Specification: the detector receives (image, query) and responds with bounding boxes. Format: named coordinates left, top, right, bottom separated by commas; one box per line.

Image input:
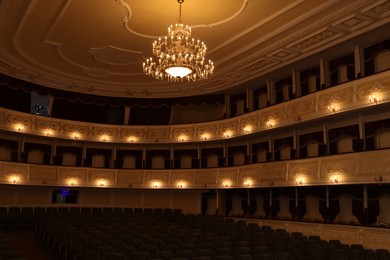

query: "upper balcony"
left=0, top=70, right=389, bottom=144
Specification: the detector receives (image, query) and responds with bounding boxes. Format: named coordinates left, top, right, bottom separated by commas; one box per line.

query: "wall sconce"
left=44, top=130, right=53, bottom=136
left=296, top=178, right=303, bottom=185
left=369, top=95, right=378, bottom=103
left=243, top=126, right=252, bottom=134
left=177, top=184, right=183, bottom=188
left=98, top=179, right=107, bottom=187
left=14, top=124, right=24, bottom=132
left=266, top=121, right=273, bottom=128
left=152, top=183, right=159, bottom=188
left=101, top=136, right=108, bottom=142
left=201, top=134, right=208, bottom=140
left=223, top=131, right=231, bottom=138
left=67, top=178, right=78, bottom=186
left=327, top=105, right=336, bottom=113
left=128, top=136, right=135, bottom=143
left=178, top=135, right=186, bottom=142
left=243, top=181, right=250, bottom=187
left=330, top=176, right=338, bottom=184
left=222, top=182, right=229, bottom=188
left=375, top=176, right=383, bottom=183
left=10, top=176, right=20, bottom=184
left=72, top=135, right=80, bottom=146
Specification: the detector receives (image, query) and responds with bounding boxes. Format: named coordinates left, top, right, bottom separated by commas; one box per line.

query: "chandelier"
left=143, top=0, right=214, bottom=82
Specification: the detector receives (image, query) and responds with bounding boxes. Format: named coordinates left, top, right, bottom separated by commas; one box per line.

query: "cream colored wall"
left=111, top=190, right=142, bottom=206
left=81, top=190, right=110, bottom=204
left=172, top=190, right=202, bottom=214
left=17, top=188, right=49, bottom=204
left=0, top=186, right=15, bottom=204
left=144, top=190, right=170, bottom=208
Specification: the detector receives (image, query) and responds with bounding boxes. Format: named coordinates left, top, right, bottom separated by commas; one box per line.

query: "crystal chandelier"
left=143, top=0, right=214, bottom=82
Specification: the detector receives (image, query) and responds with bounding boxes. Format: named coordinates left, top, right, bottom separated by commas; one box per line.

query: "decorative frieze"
left=321, top=157, right=356, bottom=177
left=217, top=169, right=238, bottom=185
left=30, top=165, right=58, bottom=181
left=261, top=163, right=287, bottom=181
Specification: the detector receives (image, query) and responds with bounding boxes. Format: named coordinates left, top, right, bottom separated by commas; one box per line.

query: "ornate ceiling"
left=0, top=0, right=389, bottom=98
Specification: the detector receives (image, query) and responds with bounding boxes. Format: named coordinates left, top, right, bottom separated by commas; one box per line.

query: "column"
left=363, top=185, right=368, bottom=225
left=320, top=59, right=330, bottom=88
left=246, top=88, right=254, bottom=112
left=225, top=94, right=231, bottom=118
left=326, top=186, right=330, bottom=223
left=268, top=188, right=273, bottom=219
left=51, top=140, right=57, bottom=165
left=81, top=143, right=87, bottom=166
left=124, top=106, right=131, bottom=124
left=267, top=80, right=276, bottom=105
left=18, top=136, right=25, bottom=162
left=142, top=146, right=146, bottom=169
left=292, top=70, right=300, bottom=97
left=112, top=144, right=117, bottom=168
left=354, top=45, right=365, bottom=78
left=294, top=187, right=299, bottom=220
left=323, top=123, right=329, bottom=155
left=247, top=139, right=252, bottom=164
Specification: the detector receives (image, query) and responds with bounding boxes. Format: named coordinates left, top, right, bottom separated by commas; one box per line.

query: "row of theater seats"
left=35, top=211, right=390, bottom=260
left=0, top=206, right=182, bottom=230
left=0, top=229, right=25, bottom=260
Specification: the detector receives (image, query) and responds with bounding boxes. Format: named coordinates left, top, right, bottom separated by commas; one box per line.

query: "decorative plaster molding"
left=89, top=46, right=144, bottom=65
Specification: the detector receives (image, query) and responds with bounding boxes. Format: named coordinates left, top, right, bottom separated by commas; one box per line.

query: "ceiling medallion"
left=143, top=0, right=214, bottom=82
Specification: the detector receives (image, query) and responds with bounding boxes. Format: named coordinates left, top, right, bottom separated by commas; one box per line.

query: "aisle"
left=5, top=229, right=60, bottom=260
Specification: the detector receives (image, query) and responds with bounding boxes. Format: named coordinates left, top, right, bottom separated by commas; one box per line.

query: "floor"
left=5, top=229, right=60, bottom=260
